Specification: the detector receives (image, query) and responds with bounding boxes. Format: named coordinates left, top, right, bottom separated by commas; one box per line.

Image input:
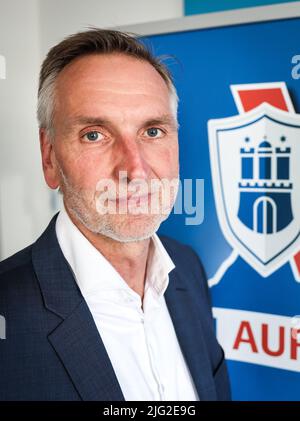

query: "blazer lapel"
left=47, top=300, right=125, bottom=401
left=32, top=215, right=125, bottom=401
left=165, top=270, right=217, bottom=401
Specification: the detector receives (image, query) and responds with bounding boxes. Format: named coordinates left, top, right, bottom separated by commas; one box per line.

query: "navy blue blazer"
left=0, top=214, right=230, bottom=401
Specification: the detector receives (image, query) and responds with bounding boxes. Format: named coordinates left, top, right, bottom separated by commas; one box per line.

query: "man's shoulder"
left=159, top=234, right=195, bottom=257
left=159, top=234, right=190, bottom=252
left=160, top=234, right=213, bottom=321
left=159, top=235, right=206, bottom=289
left=0, top=215, right=58, bottom=280
left=0, top=244, right=38, bottom=319
left=0, top=244, right=33, bottom=280
left=158, top=234, right=206, bottom=280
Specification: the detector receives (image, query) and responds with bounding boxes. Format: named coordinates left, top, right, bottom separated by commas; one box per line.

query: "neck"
left=65, top=206, right=150, bottom=299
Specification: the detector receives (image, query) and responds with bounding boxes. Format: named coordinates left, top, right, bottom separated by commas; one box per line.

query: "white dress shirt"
left=56, top=206, right=199, bottom=401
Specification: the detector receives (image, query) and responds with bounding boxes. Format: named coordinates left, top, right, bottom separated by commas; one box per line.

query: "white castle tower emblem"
left=238, top=135, right=293, bottom=234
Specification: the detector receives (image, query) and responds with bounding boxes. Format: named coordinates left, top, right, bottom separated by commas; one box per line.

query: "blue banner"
left=147, top=17, right=300, bottom=400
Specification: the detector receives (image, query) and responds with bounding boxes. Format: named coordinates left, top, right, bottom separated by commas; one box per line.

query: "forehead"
left=55, top=53, right=171, bottom=111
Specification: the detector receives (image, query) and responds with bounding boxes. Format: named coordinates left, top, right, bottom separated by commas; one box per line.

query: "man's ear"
left=39, top=128, right=60, bottom=189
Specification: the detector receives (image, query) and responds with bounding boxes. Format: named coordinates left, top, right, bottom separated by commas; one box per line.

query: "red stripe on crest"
left=238, top=88, right=289, bottom=112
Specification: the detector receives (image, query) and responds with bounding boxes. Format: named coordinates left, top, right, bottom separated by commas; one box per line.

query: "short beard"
left=57, top=164, right=177, bottom=243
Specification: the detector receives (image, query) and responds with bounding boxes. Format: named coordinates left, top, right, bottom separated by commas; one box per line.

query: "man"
left=0, top=29, right=230, bottom=401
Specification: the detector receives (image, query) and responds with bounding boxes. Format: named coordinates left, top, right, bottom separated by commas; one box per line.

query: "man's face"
left=42, top=53, right=179, bottom=242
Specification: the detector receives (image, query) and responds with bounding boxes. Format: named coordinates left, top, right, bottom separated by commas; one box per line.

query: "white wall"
left=39, top=0, right=183, bottom=56
left=0, top=0, right=183, bottom=260
left=0, top=0, right=53, bottom=260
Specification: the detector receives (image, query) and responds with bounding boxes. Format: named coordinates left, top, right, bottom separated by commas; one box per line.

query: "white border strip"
left=117, top=2, right=300, bottom=36
left=208, top=250, right=239, bottom=287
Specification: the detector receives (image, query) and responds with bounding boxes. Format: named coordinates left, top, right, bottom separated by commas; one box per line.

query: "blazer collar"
left=32, top=214, right=125, bottom=401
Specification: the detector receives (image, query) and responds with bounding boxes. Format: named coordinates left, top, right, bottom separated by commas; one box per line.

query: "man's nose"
left=116, top=137, right=150, bottom=181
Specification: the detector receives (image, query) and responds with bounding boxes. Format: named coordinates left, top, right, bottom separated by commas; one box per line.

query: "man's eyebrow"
left=71, top=116, right=110, bottom=126
left=143, top=115, right=178, bottom=129
left=70, top=115, right=178, bottom=129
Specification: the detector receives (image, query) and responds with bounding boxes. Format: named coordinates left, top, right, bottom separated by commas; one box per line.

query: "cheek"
left=147, top=143, right=179, bottom=178
left=56, top=147, right=113, bottom=190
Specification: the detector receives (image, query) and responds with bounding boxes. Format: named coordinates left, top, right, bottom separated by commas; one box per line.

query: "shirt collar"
left=146, top=232, right=175, bottom=297
left=55, top=205, right=175, bottom=299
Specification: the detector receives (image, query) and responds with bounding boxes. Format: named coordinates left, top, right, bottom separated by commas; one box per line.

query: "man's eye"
left=144, top=127, right=164, bottom=138
left=83, top=131, right=104, bottom=142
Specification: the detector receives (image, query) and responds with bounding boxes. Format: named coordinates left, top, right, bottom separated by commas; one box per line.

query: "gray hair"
left=37, top=28, right=178, bottom=138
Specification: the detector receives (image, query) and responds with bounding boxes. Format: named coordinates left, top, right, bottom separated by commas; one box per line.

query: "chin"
left=95, top=214, right=165, bottom=243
